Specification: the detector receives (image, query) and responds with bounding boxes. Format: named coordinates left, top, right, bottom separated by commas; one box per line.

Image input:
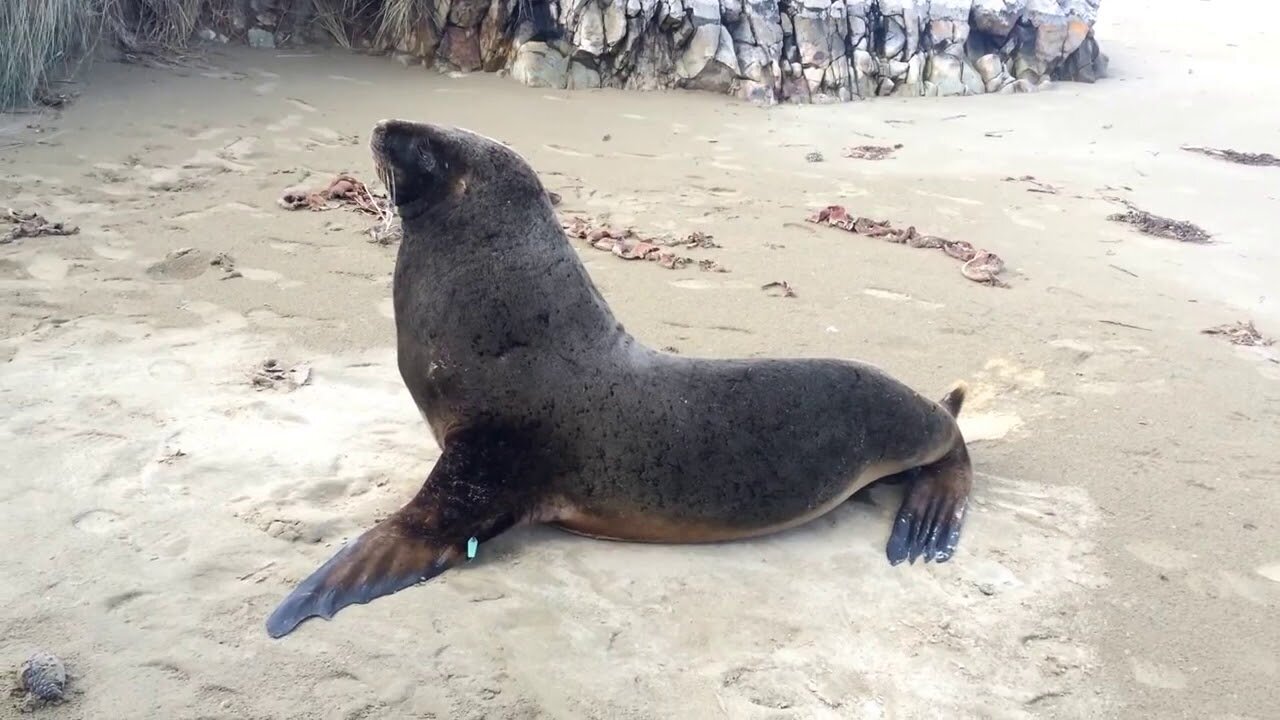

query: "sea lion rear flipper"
left=885, top=441, right=973, bottom=566
left=939, top=380, right=968, bottom=417
left=265, top=428, right=527, bottom=638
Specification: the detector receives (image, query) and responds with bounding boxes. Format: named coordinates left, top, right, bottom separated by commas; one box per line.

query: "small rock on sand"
left=18, top=651, right=67, bottom=705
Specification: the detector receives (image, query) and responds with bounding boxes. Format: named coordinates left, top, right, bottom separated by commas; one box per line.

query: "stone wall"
left=218, top=0, right=1107, bottom=104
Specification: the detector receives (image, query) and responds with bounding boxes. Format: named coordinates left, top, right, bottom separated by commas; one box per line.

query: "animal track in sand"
left=302, top=127, right=360, bottom=149
left=91, top=242, right=134, bottom=261
left=103, top=590, right=149, bottom=612
left=1184, top=570, right=1271, bottom=606
left=1258, top=563, right=1280, bottom=583
left=148, top=358, right=195, bottom=382
left=720, top=661, right=868, bottom=716
left=1004, top=207, right=1048, bottom=230
left=913, top=189, right=984, bottom=206
left=1125, top=540, right=1195, bottom=571
left=1129, top=658, right=1188, bottom=690
left=200, top=70, right=249, bottom=81
left=328, top=74, right=374, bottom=86
left=146, top=248, right=210, bottom=281
left=173, top=202, right=271, bottom=223
left=72, top=508, right=124, bottom=534
left=710, top=160, right=745, bottom=172
left=192, top=127, right=228, bottom=142
left=296, top=477, right=366, bottom=504
left=266, top=114, right=303, bottom=133
left=862, top=287, right=944, bottom=310
left=182, top=148, right=253, bottom=173
left=140, top=659, right=191, bottom=682
left=543, top=144, right=594, bottom=158
left=216, top=136, right=259, bottom=162
left=668, top=277, right=758, bottom=292
left=25, top=254, right=70, bottom=283
left=957, top=412, right=1023, bottom=443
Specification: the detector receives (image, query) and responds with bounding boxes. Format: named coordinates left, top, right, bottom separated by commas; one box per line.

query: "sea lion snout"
left=369, top=119, right=445, bottom=212
left=370, top=119, right=433, bottom=172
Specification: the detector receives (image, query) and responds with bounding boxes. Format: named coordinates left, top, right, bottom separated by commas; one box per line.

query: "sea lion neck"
left=392, top=190, right=628, bottom=360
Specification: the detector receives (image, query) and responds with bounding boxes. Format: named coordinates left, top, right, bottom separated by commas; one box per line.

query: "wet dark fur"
left=264, top=120, right=975, bottom=638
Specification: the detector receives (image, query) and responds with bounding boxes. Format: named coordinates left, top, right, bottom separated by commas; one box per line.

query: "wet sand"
left=2, top=1, right=1278, bottom=717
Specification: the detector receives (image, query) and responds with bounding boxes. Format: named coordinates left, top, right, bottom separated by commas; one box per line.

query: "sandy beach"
left=2, top=0, right=1278, bottom=717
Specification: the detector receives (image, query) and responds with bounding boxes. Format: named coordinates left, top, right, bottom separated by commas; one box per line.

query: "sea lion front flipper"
left=265, top=427, right=530, bottom=638
left=885, top=441, right=973, bottom=566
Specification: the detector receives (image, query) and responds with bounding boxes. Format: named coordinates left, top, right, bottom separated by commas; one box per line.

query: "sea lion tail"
left=939, top=380, right=968, bottom=417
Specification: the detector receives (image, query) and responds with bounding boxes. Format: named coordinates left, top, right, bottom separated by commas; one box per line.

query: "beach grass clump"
left=0, top=0, right=402, bottom=111
left=0, top=0, right=105, bottom=109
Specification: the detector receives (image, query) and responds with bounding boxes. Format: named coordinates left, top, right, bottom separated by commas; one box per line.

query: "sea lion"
left=264, top=119, right=976, bottom=639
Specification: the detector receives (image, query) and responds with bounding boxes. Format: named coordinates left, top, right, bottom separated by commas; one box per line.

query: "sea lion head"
left=369, top=118, right=547, bottom=224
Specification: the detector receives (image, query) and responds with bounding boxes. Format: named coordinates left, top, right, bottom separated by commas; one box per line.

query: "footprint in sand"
left=183, top=148, right=253, bottom=173
left=174, top=202, right=271, bottom=223
left=1184, top=570, right=1270, bottom=606
left=92, top=242, right=134, bottom=261
left=1129, top=658, right=1188, bottom=690
left=191, top=127, right=229, bottom=142
left=246, top=307, right=309, bottom=329
left=1256, top=562, right=1280, bottom=583
left=218, top=136, right=259, bottom=162
left=862, top=287, right=944, bottom=310
left=544, top=144, right=595, bottom=158
left=303, top=127, right=359, bottom=149
left=103, top=590, right=149, bottom=612
left=200, top=70, right=249, bottom=81
left=613, top=151, right=664, bottom=160
left=1125, top=540, right=1194, bottom=571
left=146, top=248, right=210, bottom=281
left=236, top=267, right=286, bottom=284
left=957, top=412, right=1023, bottom=443
left=328, top=74, right=373, bottom=86
left=72, top=508, right=124, bottom=534
left=913, top=189, right=983, bottom=206
left=26, top=254, right=70, bottom=283
left=146, top=167, right=210, bottom=192
left=1004, top=207, right=1047, bottom=230
left=0, top=258, right=31, bottom=280
left=668, top=278, right=751, bottom=291
left=834, top=183, right=873, bottom=198
left=140, top=659, right=191, bottom=681
left=267, top=114, right=303, bottom=133
left=148, top=358, right=194, bottom=382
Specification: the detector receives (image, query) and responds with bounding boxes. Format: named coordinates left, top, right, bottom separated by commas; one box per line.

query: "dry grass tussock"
left=0, top=0, right=434, bottom=111
left=0, top=0, right=103, bottom=109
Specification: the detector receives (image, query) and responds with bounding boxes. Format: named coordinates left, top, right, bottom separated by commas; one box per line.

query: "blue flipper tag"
left=466, top=537, right=478, bottom=560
